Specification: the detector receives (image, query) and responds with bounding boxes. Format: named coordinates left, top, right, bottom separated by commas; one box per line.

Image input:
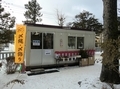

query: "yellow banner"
left=15, top=25, right=26, bottom=63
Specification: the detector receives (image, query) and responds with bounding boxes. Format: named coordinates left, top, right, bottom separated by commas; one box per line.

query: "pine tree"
left=72, top=10, right=103, bottom=34
left=24, top=0, right=42, bottom=24
left=0, top=0, right=15, bottom=44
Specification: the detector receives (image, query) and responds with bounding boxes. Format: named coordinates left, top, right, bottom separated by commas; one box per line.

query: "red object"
left=55, top=49, right=95, bottom=57
left=55, top=51, right=79, bottom=57
left=86, top=49, right=95, bottom=56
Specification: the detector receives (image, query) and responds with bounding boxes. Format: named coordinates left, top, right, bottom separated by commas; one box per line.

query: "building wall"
left=26, top=26, right=95, bottom=50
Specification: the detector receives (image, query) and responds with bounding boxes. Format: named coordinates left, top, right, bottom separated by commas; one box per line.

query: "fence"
left=0, top=52, right=15, bottom=60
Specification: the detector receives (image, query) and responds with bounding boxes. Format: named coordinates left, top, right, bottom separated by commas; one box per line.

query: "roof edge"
left=25, top=23, right=93, bottom=32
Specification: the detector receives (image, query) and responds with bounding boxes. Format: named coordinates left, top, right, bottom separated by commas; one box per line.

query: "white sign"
left=33, top=40, right=40, bottom=46
left=45, top=50, right=51, bottom=55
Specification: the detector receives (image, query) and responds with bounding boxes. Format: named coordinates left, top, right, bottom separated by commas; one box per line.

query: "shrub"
left=79, top=49, right=89, bottom=58
left=6, top=56, right=18, bottom=74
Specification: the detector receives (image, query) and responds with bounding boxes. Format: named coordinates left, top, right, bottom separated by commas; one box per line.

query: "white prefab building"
left=24, top=24, right=95, bottom=70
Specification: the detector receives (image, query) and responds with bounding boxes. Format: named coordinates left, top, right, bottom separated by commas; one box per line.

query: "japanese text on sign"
left=15, top=25, right=26, bottom=63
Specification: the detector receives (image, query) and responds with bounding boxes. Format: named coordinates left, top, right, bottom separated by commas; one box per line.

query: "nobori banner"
left=15, top=25, right=26, bottom=63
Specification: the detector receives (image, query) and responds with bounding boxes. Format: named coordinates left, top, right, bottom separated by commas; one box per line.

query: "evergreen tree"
left=0, top=0, right=15, bottom=44
left=72, top=10, right=103, bottom=34
left=24, top=0, right=42, bottom=24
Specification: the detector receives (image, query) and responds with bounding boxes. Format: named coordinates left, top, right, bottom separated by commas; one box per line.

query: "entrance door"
left=42, top=33, right=54, bottom=65
left=30, top=32, right=54, bottom=66
left=30, top=32, right=43, bottom=66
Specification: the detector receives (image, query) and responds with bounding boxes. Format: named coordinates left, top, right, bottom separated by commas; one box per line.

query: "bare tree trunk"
left=100, top=0, right=120, bottom=84
left=103, top=0, right=118, bottom=39
left=56, top=9, right=66, bottom=27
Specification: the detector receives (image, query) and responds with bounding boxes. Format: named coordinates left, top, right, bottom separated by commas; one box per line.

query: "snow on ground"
left=0, top=52, right=120, bottom=89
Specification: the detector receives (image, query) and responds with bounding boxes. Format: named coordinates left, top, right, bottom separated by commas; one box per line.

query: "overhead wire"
left=1, top=0, right=75, bottom=24
left=1, top=1, right=74, bottom=18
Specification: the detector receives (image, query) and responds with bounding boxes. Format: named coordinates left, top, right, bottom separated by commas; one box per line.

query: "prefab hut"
left=24, top=24, right=95, bottom=70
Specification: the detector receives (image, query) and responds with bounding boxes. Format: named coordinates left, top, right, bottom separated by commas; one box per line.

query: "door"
left=42, top=33, right=54, bottom=65
left=30, top=32, right=43, bottom=66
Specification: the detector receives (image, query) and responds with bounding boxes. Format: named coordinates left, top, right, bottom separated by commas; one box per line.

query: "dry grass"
left=6, top=56, right=18, bottom=74
left=5, top=79, right=25, bottom=87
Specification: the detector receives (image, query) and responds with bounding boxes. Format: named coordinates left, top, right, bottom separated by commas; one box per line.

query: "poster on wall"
left=45, top=50, right=51, bottom=55
left=33, top=40, right=40, bottom=46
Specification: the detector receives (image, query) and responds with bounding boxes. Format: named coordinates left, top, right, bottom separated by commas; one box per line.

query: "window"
left=77, top=37, right=84, bottom=49
left=31, top=32, right=42, bottom=49
left=68, top=36, right=76, bottom=49
left=43, top=33, right=53, bottom=49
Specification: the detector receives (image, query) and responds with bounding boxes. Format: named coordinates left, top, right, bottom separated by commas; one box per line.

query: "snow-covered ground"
left=0, top=52, right=120, bottom=89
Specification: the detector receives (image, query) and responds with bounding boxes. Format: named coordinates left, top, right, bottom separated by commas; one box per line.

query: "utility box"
left=88, top=57, right=95, bottom=65
left=79, top=58, right=89, bottom=66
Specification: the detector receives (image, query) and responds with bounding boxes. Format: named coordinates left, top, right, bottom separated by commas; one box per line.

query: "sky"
left=2, top=0, right=103, bottom=26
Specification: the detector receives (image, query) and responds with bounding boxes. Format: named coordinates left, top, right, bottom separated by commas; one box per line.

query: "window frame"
left=77, top=37, right=84, bottom=49
left=31, top=32, right=42, bottom=49
left=68, top=36, right=76, bottom=49
left=43, top=33, right=54, bottom=49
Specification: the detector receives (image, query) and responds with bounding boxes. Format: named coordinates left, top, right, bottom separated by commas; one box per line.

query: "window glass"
left=77, top=37, right=84, bottom=49
left=31, top=32, right=42, bottom=49
left=43, top=33, right=53, bottom=49
left=68, top=36, right=76, bottom=49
